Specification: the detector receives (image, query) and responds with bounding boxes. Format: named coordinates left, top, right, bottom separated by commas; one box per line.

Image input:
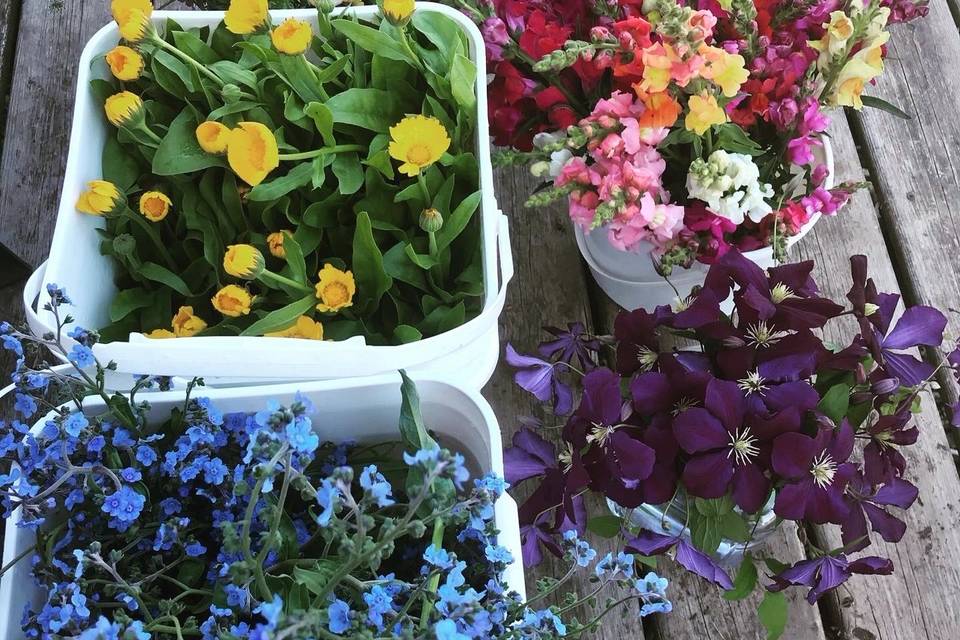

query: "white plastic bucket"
left=0, top=373, right=525, bottom=640
left=576, top=139, right=835, bottom=311
left=31, top=3, right=512, bottom=388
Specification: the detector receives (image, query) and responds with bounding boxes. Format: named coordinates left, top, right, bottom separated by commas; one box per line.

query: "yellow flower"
left=196, top=121, right=231, bottom=154
left=223, top=244, right=266, bottom=280
left=146, top=329, right=177, bottom=339
left=139, top=191, right=172, bottom=222
left=267, top=230, right=293, bottom=258
left=111, top=0, right=153, bottom=42
left=265, top=316, right=324, bottom=340
left=76, top=180, right=122, bottom=216
left=684, top=93, right=727, bottom=136
left=225, top=0, right=269, bottom=35
left=105, top=45, right=144, bottom=81
left=832, top=32, right=889, bottom=109
left=314, top=264, right=356, bottom=313
left=172, top=306, right=208, bottom=337
left=700, top=47, right=749, bottom=98
left=227, top=122, right=280, bottom=187
left=388, top=115, right=451, bottom=177
left=382, top=0, right=416, bottom=26
left=212, top=285, right=255, bottom=317
left=271, top=18, right=312, bottom=55
left=104, top=91, right=143, bottom=127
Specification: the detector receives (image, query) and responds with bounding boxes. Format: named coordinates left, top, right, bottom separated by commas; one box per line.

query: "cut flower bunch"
left=505, top=250, right=954, bottom=633
left=0, top=289, right=673, bottom=638
left=458, top=0, right=928, bottom=270
left=80, top=0, right=485, bottom=345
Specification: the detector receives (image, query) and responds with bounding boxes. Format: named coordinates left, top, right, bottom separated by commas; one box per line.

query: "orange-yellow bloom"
left=212, top=285, right=255, bottom=317
left=172, top=306, right=207, bottom=337
left=111, top=0, right=153, bottom=42
left=388, top=116, right=451, bottom=177
left=314, top=264, right=356, bottom=313
left=700, top=47, right=749, bottom=98
left=227, top=122, right=279, bottom=187
left=146, top=329, right=177, bottom=339
left=267, top=230, right=293, bottom=258
left=223, top=244, right=265, bottom=280
left=196, top=121, right=231, bottom=154
left=76, top=180, right=122, bottom=216
left=104, top=91, right=143, bottom=127
left=382, top=0, right=416, bottom=26
left=271, top=18, right=312, bottom=55
left=105, top=45, right=145, bottom=81
left=225, top=0, right=269, bottom=35
left=265, top=316, right=324, bottom=340
left=139, top=191, right=172, bottom=222
left=685, top=93, right=727, bottom=136
left=635, top=89, right=682, bottom=129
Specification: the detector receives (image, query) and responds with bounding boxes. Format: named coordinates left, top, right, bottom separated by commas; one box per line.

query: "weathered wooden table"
left=2, top=1, right=960, bottom=638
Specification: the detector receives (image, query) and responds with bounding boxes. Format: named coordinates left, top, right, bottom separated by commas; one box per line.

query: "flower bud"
left=105, top=45, right=144, bottom=81
left=223, top=244, right=266, bottom=280
left=381, top=0, right=415, bottom=27
left=139, top=191, right=172, bottom=222
left=76, top=180, right=123, bottom=216
left=863, top=302, right=879, bottom=317
left=113, top=234, right=138, bottom=257
left=104, top=91, right=144, bottom=128
left=419, top=208, right=444, bottom=233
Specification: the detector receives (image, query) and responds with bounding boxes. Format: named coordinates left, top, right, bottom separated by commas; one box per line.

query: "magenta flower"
left=841, top=471, right=918, bottom=552
left=768, top=554, right=893, bottom=604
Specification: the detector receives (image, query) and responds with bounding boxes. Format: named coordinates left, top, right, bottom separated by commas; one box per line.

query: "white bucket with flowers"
left=26, top=1, right=512, bottom=387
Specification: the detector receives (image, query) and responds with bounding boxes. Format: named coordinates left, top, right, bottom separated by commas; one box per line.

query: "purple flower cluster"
left=506, top=250, right=949, bottom=602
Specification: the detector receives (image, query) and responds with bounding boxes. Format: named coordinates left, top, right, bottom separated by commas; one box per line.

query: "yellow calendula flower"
left=685, top=93, right=727, bottom=136
left=265, top=316, right=324, bottom=340
left=111, top=0, right=153, bottom=42
left=105, top=45, right=144, bottom=81
left=227, top=122, right=280, bottom=187
left=212, top=285, right=255, bottom=317
left=382, top=0, right=416, bottom=26
left=139, top=191, right=172, bottom=222
left=146, top=329, right=177, bottom=339
left=225, top=0, right=269, bottom=35
left=267, top=230, right=293, bottom=258
left=388, top=115, right=451, bottom=177
left=105, top=91, right=143, bottom=127
left=271, top=18, right=312, bottom=55
left=76, top=180, right=122, bottom=216
left=700, top=47, right=749, bottom=98
left=196, top=121, right=231, bottom=154
left=172, top=306, right=208, bottom=337
left=223, top=244, right=266, bottom=280
left=314, top=264, right=356, bottom=313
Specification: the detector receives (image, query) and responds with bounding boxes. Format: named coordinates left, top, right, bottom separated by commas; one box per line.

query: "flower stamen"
left=586, top=422, right=617, bottom=447
left=727, top=427, right=760, bottom=466
left=770, top=283, right=796, bottom=304
left=737, top=370, right=768, bottom=395
left=810, top=451, right=838, bottom=488
left=745, top=321, right=788, bottom=349
left=636, top=345, right=659, bottom=371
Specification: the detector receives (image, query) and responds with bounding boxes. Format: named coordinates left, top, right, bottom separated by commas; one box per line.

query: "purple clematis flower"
left=538, top=322, right=600, bottom=371
left=862, top=408, right=918, bottom=484
left=768, top=554, right=893, bottom=604
left=841, top=471, right=918, bottom=552
left=624, top=531, right=733, bottom=589
left=864, top=304, right=946, bottom=387
left=771, top=421, right=855, bottom=524
left=614, top=309, right=663, bottom=376
left=506, top=344, right=574, bottom=415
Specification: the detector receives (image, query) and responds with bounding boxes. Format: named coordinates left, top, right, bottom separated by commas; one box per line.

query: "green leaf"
left=304, top=102, right=335, bottom=146
left=208, top=60, right=258, bottom=89
left=292, top=561, right=340, bottom=596
left=393, top=325, right=423, bottom=344
left=719, top=512, right=751, bottom=543
left=352, top=212, right=394, bottom=314
left=723, top=556, right=758, bottom=601
left=817, top=384, right=850, bottom=424
left=435, top=191, right=481, bottom=252
left=331, top=19, right=415, bottom=65
left=102, top=135, right=140, bottom=191
left=153, top=109, right=227, bottom=176
left=860, top=95, right=912, bottom=119
left=758, top=591, right=788, bottom=640
left=171, top=30, right=219, bottom=64
left=688, top=510, right=722, bottom=555
left=586, top=515, right=622, bottom=539
left=109, top=288, right=153, bottom=323
left=138, top=263, right=193, bottom=297
left=325, top=88, right=405, bottom=133
left=450, top=53, right=477, bottom=111
left=399, top=371, right=438, bottom=452
left=715, top=123, right=764, bottom=156
left=248, top=163, right=314, bottom=202
left=282, top=234, right=308, bottom=285
left=411, top=12, right=464, bottom=62
left=240, top=295, right=316, bottom=336
left=332, top=153, right=364, bottom=195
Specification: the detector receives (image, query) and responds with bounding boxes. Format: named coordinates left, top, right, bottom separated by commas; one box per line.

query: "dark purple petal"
left=675, top=539, right=734, bottom=589
left=771, top=433, right=817, bottom=479
left=771, top=557, right=820, bottom=590
left=507, top=344, right=556, bottom=403
left=580, top=368, right=624, bottom=427
left=862, top=502, right=907, bottom=543
left=739, top=284, right=777, bottom=320
left=840, top=502, right=870, bottom=552
left=609, top=431, right=656, bottom=481
left=807, top=555, right=850, bottom=603
left=882, top=306, right=947, bottom=350
left=873, top=293, right=901, bottom=335
left=554, top=378, right=574, bottom=416
left=805, top=483, right=851, bottom=525
left=503, top=429, right=555, bottom=484
left=873, top=478, right=919, bottom=509
left=732, top=463, right=770, bottom=514
left=848, top=556, right=894, bottom=576
left=682, top=451, right=734, bottom=499
left=762, top=381, right=820, bottom=413
left=881, top=350, right=934, bottom=387
left=770, top=260, right=818, bottom=295
left=673, top=408, right=730, bottom=454
left=630, top=372, right=674, bottom=414
left=705, top=378, right=745, bottom=431
left=673, top=288, right=723, bottom=329
left=624, top=529, right=678, bottom=556
left=829, top=420, right=855, bottom=463
left=774, top=479, right=814, bottom=521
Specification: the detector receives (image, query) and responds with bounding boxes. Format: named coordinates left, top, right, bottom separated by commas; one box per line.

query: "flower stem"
left=123, top=207, right=179, bottom=271
left=259, top=269, right=314, bottom=294
left=151, top=35, right=224, bottom=88
left=0, top=544, right=36, bottom=578
left=417, top=519, right=446, bottom=630
left=278, top=144, right=366, bottom=162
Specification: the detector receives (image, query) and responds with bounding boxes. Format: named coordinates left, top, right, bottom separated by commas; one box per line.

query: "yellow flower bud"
left=382, top=0, right=416, bottom=26
left=139, top=191, right=172, bottom=222
left=227, top=122, right=280, bottom=187
left=105, top=45, right=145, bottom=81
left=76, top=180, right=122, bottom=216
left=223, top=244, right=266, bottom=280
left=104, top=91, right=143, bottom=128
left=196, top=121, right=231, bottom=154
left=388, top=115, right=451, bottom=177
left=267, top=230, right=294, bottom=258
left=224, top=0, right=269, bottom=35
left=145, top=329, right=177, bottom=339
left=212, top=285, right=255, bottom=317
left=111, top=0, right=153, bottom=42
left=172, top=306, right=208, bottom=337
left=314, top=264, right=356, bottom=313
left=271, top=18, right=313, bottom=55
left=265, top=316, right=324, bottom=340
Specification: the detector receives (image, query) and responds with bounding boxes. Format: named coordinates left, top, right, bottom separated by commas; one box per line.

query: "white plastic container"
left=29, top=3, right=512, bottom=388
left=0, top=373, right=525, bottom=640
left=576, top=139, right=835, bottom=311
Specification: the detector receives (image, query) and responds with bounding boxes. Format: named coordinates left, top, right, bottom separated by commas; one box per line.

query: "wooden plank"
left=793, top=117, right=960, bottom=640
left=484, top=166, right=648, bottom=638
left=0, top=0, right=110, bottom=268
